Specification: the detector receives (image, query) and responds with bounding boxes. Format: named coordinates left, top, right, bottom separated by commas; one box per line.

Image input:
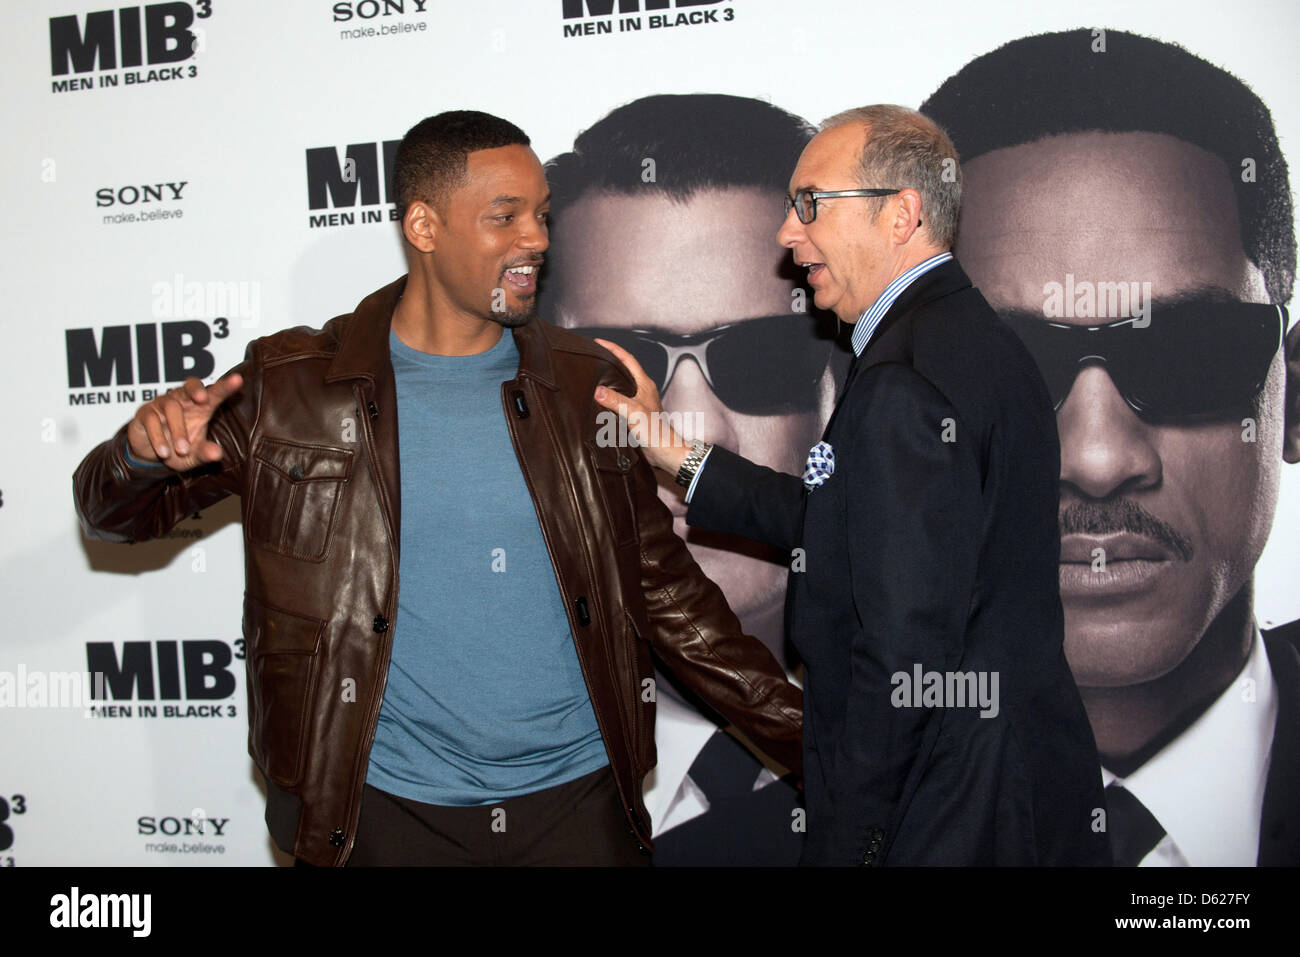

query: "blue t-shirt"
left=365, top=327, right=607, bottom=805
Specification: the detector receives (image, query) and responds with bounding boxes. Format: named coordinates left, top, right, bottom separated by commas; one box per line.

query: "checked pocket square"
left=803, top=440, right=834, bottom=490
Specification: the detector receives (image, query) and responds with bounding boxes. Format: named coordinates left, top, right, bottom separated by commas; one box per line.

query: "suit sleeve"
left=628, top=447, right=803, bottom=775
left=72, top=343, right=261, bottom=543
left=684, top=444, right=806, bottom=553
left=826, top=362, right=983, bottom=864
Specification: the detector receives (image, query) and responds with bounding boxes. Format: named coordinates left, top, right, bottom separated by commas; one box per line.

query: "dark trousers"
left=311, top=766, right=649, bottom=867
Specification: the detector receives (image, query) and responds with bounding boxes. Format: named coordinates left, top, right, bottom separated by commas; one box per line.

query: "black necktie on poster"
left=689, top=731, right=764, bottom=806
left=1105, top=782, right=1167, bottom=867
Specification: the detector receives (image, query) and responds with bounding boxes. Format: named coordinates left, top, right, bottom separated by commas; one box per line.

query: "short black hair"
left=541, top=94, right=814, bottom=310
left=393, top=110, right=530, bottom=219
left=920, top=28, right=1295, bottom=305
left=546, top=93, right=814, bottom=204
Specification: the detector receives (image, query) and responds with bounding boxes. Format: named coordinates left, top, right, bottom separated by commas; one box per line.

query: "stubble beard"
left=490, top=286, right=537, bottom=328
left=492, top=299, right=536, bottom=328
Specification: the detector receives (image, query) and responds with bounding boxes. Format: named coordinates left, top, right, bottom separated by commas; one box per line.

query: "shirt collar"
left=640, top=692, right=719, bottom=835
left=325, top=274, right=561, bottom=391
left=850, top=252, right=953, bottom=357
left=1102, top=625, right=1279, bottom=865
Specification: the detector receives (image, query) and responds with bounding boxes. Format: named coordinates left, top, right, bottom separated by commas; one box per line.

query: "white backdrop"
left=1, top=0, right=1296, bottom=865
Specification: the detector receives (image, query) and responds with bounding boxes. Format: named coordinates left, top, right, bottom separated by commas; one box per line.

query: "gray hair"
left=819, top=105, right=962, bottom=249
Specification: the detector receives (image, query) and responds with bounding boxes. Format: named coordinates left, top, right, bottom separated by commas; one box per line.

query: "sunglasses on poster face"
left=571, top=315, right=833, bottom=416
left=999, top=300, right=1287, bottom=421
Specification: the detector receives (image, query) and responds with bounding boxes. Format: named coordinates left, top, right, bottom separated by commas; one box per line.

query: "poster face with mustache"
left=924, top=28, right=1299, bottom=866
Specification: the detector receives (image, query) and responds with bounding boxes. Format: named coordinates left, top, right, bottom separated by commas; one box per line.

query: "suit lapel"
left=820, top=258, right=974, bottom=442
left=1259, top=622, right=1300, bottom=864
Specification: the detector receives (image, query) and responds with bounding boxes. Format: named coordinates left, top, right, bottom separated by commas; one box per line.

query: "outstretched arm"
left=628, top=447, right=803, bottom=776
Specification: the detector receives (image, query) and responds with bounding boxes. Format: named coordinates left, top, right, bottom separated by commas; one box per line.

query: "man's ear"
left=893, top=188, right=924, bottom=245
left=1284, top=316, right=1300, bottom=463
left=402, top=200, right=439, bottom=254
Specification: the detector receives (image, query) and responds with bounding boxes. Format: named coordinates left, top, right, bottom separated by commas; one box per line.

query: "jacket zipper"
left=500, top=378, right=645, bottom=841
left=342, top=383, right=400, bottom=864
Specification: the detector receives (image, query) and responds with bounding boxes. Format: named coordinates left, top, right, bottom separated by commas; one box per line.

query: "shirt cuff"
left=682, top=445, right=713, bottom=505
left=121, top=434, right=171, bottom=471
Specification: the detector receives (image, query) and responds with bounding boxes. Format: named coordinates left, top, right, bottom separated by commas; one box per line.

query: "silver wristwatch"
left=675, top=440, right=714, bottom=489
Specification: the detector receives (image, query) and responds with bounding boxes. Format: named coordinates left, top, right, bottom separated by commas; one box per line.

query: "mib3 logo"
left=561, top=0, right=733, bottom=37
left=85, top=640, right=241, bottom=719
left=306, top=139, right=400, bottom=228
left=66, top=315, right=226, bottom=407
left=49, top=1, right=213, bottom=94
left=0, top=794, right=26, bottom=866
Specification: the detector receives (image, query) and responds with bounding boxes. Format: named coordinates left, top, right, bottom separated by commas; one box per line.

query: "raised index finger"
left=202, top=372, right=244, bottom=405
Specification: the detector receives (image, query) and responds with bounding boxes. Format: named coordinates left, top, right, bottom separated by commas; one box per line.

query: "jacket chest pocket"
left=246, top=438, right=354, bottom=562
left=586, top=439, right=640, bottom=549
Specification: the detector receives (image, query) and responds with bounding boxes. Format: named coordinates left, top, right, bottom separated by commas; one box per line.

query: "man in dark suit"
left=595, top=105, right=1109, bottom=865
left=922, top=29, right=1300, bottom=866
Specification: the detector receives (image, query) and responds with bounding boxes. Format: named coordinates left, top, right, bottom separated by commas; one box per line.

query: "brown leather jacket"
left=72, top=276, right=803, bottom=866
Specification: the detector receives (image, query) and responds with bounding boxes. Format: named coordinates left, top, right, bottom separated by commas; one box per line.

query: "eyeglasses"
left=784, top=188, right=902, bottom=224
left=999, top=301, right=1287, bottom=421
left=571, top=315, right=833, bottom=416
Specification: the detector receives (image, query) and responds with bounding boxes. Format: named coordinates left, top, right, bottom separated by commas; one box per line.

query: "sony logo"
left=332, top=0, right=428, bottom=21
left=136, top=815, right=229, bottom=836
left=96, top=182, right=188, bottom=207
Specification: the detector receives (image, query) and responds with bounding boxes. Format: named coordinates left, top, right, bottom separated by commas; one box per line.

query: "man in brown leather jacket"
left=72, top=111, right=802, bottom=866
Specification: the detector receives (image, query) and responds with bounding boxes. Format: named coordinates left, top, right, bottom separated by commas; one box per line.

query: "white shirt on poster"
left=1102, top=626, right=1278, bottom=866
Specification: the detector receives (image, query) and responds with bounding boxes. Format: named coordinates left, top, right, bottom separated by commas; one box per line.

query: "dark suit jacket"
left=1260, top=620, right=1300, bottom=865
left=688, top=258, right=1109, bottom=865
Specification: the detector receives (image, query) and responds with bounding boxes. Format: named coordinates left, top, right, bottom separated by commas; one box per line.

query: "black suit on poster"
left=651, top=730, right=804, bottom=866
left=687, top=259, right=1109, bottom=866
left=1260, top=620, right=1300, bottom=865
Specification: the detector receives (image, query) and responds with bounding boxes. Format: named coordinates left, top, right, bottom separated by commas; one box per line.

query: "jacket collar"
left=324, top=274, right=559, bottom=389
left=833, top=257, right=973, bottom=402
left=857, top=257, right=972, bottom=361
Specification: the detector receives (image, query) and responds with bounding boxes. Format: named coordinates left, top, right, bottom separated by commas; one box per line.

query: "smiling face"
left=957, top=130, right=1285, bottom=688
left=777, top=124, right=899, bottom=323
left=426, top=144, right=550, bottom=327
left=552, top=187, right=834, bottom=644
